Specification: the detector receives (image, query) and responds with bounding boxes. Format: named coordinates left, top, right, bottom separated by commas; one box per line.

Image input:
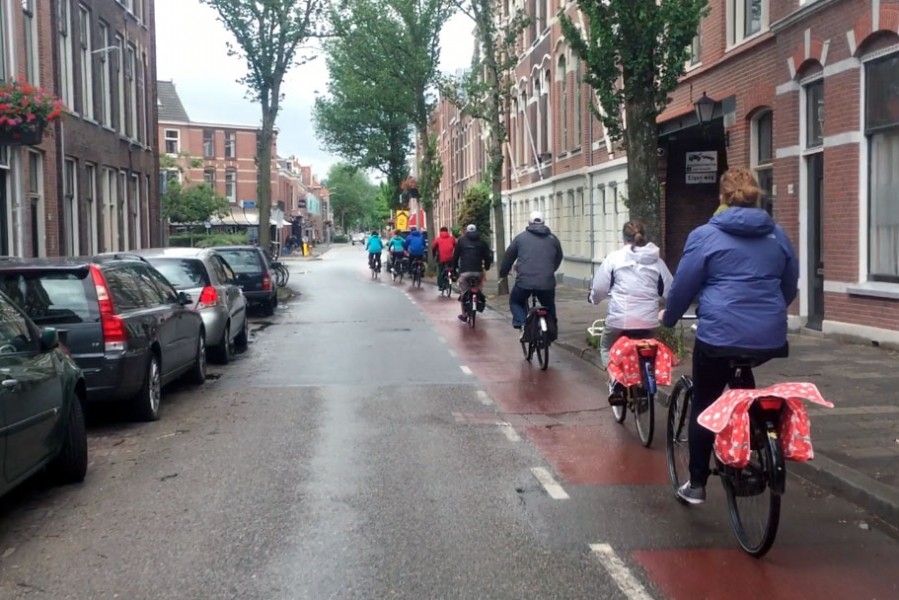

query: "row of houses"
left=432, top=0, right=899, bottom=344
left=0, top=0, right=326, bottom=259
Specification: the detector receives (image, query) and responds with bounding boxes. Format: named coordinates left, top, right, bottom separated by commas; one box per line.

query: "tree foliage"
left=201, top=0, right=328, bottom=249
left=560, top=0, right=708, bottom=238
left=162, top=182, right=231, bottom=224
left=440, top=0, right=528, bottom=293
left=323, top=163, right=379, bottom=232
left=457, top=181, right=492, bottom=244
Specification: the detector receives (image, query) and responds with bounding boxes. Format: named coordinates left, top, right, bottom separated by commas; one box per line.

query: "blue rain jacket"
left=366, top=235, right=383, bottom=253
left=404, top=230, right=426, bottom=255
left=662, top=207, right=799, bottom=350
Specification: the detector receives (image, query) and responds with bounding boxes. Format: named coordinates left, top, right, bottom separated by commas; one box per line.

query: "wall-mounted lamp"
left=693, top=91, right=716, bottom=125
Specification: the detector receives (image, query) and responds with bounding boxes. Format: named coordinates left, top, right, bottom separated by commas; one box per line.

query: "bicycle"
left=391, top=256, right=407, bottom=283
left=368, top=253, right=382, bottom=279
left=438, top=263, right=454, bottom=297
left=665, top=317, right=831, bottom=557
left=520, top=295, right=551, bottom=370
left=409, top=257, right=425, bottom=288
left=270, top=261, right=289, bottom=288
left=459, top=275, right=484, bottom=329
left=591, top=319, right=672, bottom=448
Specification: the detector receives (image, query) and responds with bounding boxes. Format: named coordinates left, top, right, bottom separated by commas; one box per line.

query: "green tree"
left=442, top=0, right=528, bottom=294
left=162, top=182, right=231, bottom=224
left=324, top=164, right=378, bottom=232
left=560, top=0, right=709, bottom=239
left=200, top=0, right=328, bottom=250
left=366, top=183, right=393, bottom=230
left=457, top=182, right=492, bottom=243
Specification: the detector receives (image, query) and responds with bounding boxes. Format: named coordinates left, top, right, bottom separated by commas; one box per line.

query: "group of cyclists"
left=361, top=168, right=796, bottom=508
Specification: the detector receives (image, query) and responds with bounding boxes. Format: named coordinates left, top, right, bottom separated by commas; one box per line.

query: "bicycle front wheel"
left=666, top=379, right=691, bottom=500
left=723, top=415, right=783, bottom=557
left=635, top=391, right=655, bottom=448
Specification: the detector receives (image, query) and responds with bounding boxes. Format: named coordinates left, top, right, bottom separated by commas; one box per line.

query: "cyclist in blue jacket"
left=386, top=230, right=407, bottom=273
left=404, top=227, right=427, bottom=273
left=660, top=167, right=798, bottom=505
left=365, top=231, right=383, bottom=271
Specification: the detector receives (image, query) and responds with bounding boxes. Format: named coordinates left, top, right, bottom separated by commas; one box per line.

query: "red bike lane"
left=399, top=281, right=899, bottom=599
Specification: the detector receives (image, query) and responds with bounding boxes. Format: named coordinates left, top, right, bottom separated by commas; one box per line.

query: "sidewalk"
left=486, top=283, right=899, bottom=528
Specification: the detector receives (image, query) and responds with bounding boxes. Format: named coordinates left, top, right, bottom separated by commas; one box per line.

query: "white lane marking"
left=448, top=349, right=457, bottom=358
left=460, top=365, right=473, bottom=375
left=499, top=423, right=520, bottom=442
left=530, top=467, right=569, bottom=500
left=475, top=390, right=492, bottom=405
left=589, top=544, right=654, bottom=600
left=438, top=336, right=446, bottom=344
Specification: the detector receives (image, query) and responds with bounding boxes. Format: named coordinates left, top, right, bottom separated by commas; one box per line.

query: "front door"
left=807, top=152, right=825, bottom=330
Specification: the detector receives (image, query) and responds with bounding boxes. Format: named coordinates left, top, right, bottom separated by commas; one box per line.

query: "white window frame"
left=727, top=0, right=768, bottom=49
left=63, top=159, right=80, bottom=256
left=141, top=52, right=149, bottom=144
left=127, top=44, right=137, bottom=139
left=164, top=129, right=180, bottom=155
left=224, top=131, right=236, bottom=159
left=23, top=0, right=38, bottom=85
left=27, top=151, right=45, bottom=257
left=203, top=130, right=215, bottom=158
left=59, top=0, right=75, bottom=107
left=224, top=169, right=237, bottom=203
left=84, top=163, right=98, bottom=255
left=130, top=174, right=140, bottom=249
left=751, top=109, right=774, bottom=212
left=119, top=170, right=129, bottom=249
left=79, top=5, right=94, bottom=119
left=116, top=33, right=125, bottom=134
left=0, top=0, right=7, bottom=82
left=203, top=168, right=215, bottom=186
left=98, top=22, right=112, bottom=127
left=103, top=167, right=117, bottom=252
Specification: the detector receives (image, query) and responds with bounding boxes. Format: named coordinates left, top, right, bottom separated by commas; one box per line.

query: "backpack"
left=524, top=308, right=558, bottom=343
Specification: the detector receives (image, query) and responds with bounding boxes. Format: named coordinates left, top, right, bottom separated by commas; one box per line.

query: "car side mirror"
left=39, top=327, right=60, bottom=351
left=178, top=291, right=193, bottom=306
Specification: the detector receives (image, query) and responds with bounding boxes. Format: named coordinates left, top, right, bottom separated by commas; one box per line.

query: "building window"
left=752, top=110, right=773, bottom=214
left=27, top=152, right=43, bottom=257
left=558, top=56, right=568, bottom=151
left=85, top=164, right=98, bottom=255
left=729, top=0, right=767, bottom=46
left=866, top=54, right=899, bottom=282
left=203, top=130, right=215, bottom=158
left=688, top=32, right=701, bottom=67
left=58, top=0, right=75, bottom=106
left=141, top=53, right=149, bottom=143
left=225, top=169, right=236, bottom=203
left=573, top=60, right=581, bottom=148
left=131, top=174, right=140, bottom=249
left=119, top=171, right=128, bottom=249
left=164, top=129, right=179, bottom=154
left=79, top=5, right=94, bottom=119
left=127, top=44, right=137, bottom=139
left=805, top=80, right=824, bottom=148
left=116, top=33, right=125, bottom=134
left=23, top=0, right=38, bottom=85
left=224, top=132, right=236, bottom=158
left=99, top=22, right=112, bottom=126
left=0, top=0, right=6, bottom=82
left=204, top=168, right=215, bottom=186
left=63, top=159, right=80, bottom=256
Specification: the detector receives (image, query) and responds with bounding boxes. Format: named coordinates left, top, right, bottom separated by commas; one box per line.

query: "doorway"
left=806, top=152, right=825, bottom=330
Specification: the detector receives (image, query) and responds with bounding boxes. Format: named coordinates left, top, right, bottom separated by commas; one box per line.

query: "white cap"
left=529, top=211, right=544, bottom=224
left=465, top=224, right=477, bottom=233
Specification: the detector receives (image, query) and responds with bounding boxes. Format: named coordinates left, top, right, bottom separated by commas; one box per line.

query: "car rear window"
left=148, top=258, right=210, bottom=289
left=0, top=271, right=97, bottom=324
left=217, top=250, right=263, bottom=274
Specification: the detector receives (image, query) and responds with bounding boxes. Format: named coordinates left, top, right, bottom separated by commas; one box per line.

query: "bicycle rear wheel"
left=666, top=379, right=691, bottom=501
left=535, top=336, right=549, bottom=370
left=612, top=400, right=627, bottom=424
left=634, top=390, right=655, bottom=447
left=467, top=306, right=476, bottom=329
left=723, top=413, right=783, bottom=557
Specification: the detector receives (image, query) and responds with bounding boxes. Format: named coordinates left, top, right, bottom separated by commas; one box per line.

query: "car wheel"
left=133, top=354, right=162, bottom=422
left=211, top=323, right=232, bottom=365
left=48, top=395, right=88, bottom=484
left=185, top=333, right=207, bottom=385
left=234, top=317, right=249, bottom=351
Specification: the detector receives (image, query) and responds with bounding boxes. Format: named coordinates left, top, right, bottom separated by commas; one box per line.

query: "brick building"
left=0, top=0, right=160, bottom=257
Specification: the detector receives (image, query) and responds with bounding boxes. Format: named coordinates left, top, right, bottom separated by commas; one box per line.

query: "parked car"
left=214, top=246, right=278, bottom=316
left=134, top=248, right=248, bottom=364
left=0, top=255, right=206, bottom=422
left=352, top=232, right=366, bottom=246
left=0, top=290, right=87, bottom=499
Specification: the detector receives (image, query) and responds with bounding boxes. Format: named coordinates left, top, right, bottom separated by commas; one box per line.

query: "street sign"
left=203, top=221, right=212, bottom=230
left=395, top=210, right=410, bottom=231
left=685, top=151, right=718, bottom=184
left=297, top=199, right=307, bottom=208
left=241, top=200, right=256, bottom=209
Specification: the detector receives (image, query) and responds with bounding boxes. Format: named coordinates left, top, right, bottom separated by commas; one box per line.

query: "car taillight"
left=90, top=265, right=126, bottom=353
left=262, top=273, right=272, bottom=291
left=197, top=285, right=219, bottom=309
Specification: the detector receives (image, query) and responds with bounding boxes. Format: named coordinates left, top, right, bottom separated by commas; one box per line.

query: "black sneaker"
left=458, top=314, right=467, bottom=322
left=608, top=381, right=626, bottom=407
left=677, top=482, right=706, bottom=505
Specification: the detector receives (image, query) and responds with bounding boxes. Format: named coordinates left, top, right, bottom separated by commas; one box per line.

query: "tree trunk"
left=257, top=108, right=277, bottom=251
left=623, top=81, right=661, bottom=242
left=489, top=138, right=508, bottom=295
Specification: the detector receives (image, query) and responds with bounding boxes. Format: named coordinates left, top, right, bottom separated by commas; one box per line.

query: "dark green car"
left=0, top=289, right=87, bottom=499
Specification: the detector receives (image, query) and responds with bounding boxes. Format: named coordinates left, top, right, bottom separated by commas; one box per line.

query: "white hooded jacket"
left=590, top=242, right=673, bottom=330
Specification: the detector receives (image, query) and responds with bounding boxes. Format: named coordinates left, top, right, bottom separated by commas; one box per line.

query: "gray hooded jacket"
left=499, top=223, right=564, bottom=290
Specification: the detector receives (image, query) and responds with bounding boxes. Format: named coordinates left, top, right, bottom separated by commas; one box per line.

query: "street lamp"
left=694, top=92, right=716, bottom=125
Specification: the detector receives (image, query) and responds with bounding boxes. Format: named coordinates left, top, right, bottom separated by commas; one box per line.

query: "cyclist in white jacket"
left=589, top=220, right=673, bottom=401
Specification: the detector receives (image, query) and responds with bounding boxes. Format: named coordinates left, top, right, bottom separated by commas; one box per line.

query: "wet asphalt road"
left=1, top=245, right=898, bottom=599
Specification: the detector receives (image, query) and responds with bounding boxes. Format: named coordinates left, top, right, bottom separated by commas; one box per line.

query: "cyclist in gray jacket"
left=499, top=211, right=564, bottom=330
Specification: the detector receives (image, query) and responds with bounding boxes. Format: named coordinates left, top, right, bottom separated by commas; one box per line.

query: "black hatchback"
left=0, top=255, right=207, bottom=421
left=215, top=246, right=278, bottom=315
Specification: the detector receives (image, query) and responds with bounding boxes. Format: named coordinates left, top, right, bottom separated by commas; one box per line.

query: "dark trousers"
left=368, top=252, right=381, bottom=270
left=509, top=284, right=556, bottom=327
left=437, top=261, right=452, bottom=289
left=689, top=341, right=756, bottom=486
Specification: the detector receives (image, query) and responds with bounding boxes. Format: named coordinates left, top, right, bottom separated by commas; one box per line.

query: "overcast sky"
left=155, top=0, right=474, bottom=181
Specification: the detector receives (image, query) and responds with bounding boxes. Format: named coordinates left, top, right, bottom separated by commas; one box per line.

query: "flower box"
left=0, top=122, right=45, bottom=146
